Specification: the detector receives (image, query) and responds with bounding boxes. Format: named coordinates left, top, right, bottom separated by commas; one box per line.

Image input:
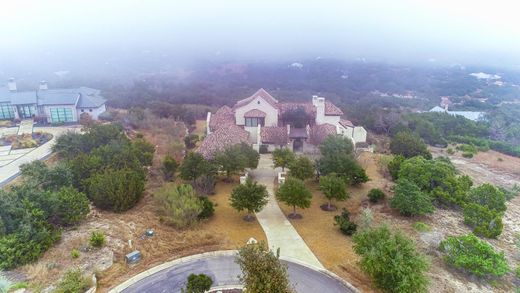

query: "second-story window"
left=245, top=117, right=265, bottom=127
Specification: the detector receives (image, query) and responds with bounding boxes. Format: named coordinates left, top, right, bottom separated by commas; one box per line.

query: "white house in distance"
left=0, top=78, right=107, bottom=123
left=429, top=105, right=484, bottom=122
left=199, top=88, right=367, bottom=158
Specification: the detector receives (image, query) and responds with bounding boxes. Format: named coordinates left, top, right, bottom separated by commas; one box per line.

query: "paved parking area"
left=0, top=126, right=80, bottom=187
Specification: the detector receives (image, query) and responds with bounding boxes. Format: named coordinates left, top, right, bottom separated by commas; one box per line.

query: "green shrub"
left=466, top=184, right=506, bottom=212
left=463, top=203, right=503, bottom=238
left=10, top=282, right=28, bottom=290
left=197, top=196, right=215, bottom=220
left=54, top=186, right=90, bottom=227
left=439, top=233, right=509, bottom=278
left=162, top=155, right=178, bottom=181
left=388, top=155, right=405, bottom=180
left=516, top=266, right=520, bottom=279
left=0, top=208, right=61, bottom=269
left=368, top=188, right=385, bottom=203
left=412, top=222, right=430, bottom=232
left=86, top=168, right=145, bottom=212
left=54, top=269, right=91, bottom=293
left=456, top=144, right=478, bottom=154
left=89, top=231, right=106, bottom=248
left=71, top=249, right=80, bottom=259
left=390, top=179, right=434, bottom=217
left=390, top=131, right=432, bottom=159
left=184, top=273, right=213, bottom=293
left=446, top=148, right=454, bottom=155
left=462, top=152, right=473, bottom=158
left=155, top=184, right=203, bottom=228
left=353, top=225, right=429, bottom=293
left=334, top=208, right=357, bottom=235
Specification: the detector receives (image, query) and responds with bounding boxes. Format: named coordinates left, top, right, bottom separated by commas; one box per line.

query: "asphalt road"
left=121, top=254, right=355, bottom=293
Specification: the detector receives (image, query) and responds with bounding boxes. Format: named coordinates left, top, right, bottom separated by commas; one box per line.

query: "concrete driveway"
left=250, top=154, right=324, bottom=268
left=113, top=251, right=357, bottom=293
left=0, top=125, right=80, bottom=187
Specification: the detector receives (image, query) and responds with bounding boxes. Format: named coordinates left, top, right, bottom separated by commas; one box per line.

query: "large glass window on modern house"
left=17, top=104, right=36, bottom=118
left=0, top=102, right=14, bottom=119
left=50, top=107, right=74, bottom=123
left=245, top=117, right=265, bottom=127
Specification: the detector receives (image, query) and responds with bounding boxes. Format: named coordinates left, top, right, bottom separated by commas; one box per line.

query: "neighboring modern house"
left=429, top=105, right=484, bottom=122
left=0, top=78, right=107, bottom=123
left=199, top=88, right=367, bottom=158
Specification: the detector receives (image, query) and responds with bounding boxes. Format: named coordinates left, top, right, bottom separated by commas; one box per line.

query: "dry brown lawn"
left=19, top=177, right=266, bottom=292
left=277, top=152, right=393, bottom=293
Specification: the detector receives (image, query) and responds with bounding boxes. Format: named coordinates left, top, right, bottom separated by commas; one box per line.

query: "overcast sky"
left=1, top=0, right=519, bottom=71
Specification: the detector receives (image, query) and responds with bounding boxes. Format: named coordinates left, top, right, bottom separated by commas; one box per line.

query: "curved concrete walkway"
left=0, top=126, right=80, bottom=187
left=111, top=251, right=357, bottom=293
left=250, top=154, right=324, bottom=269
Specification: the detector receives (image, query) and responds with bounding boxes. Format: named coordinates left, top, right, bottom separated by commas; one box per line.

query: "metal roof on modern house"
left=0, top=86, right=106, bottom=107
left=37, top=89, right=80, bottom=105
left=0, top=87, right=38, bottom=105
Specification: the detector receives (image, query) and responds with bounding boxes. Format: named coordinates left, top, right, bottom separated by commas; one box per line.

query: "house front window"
left=50, top=107, right=74, bottom=123
left=0, top=102, right=14, bottom=119
left=245, top=117, right=264, bottom=127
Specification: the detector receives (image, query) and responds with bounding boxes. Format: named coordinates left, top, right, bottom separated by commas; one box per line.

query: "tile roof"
left=278, top=102, right=316, bottom=118
left=197, top=124, right=249, bottom=159
left=244, top=109, right=266, bottom=118
left=261, top=126, right=288, bottom=145
left=325, top=101, right=343, bottom=116
left=339, top=119, right=354, bottom=128
left=233, top=88, right=279, bottom=110
left=309, top=123, right=337, bottom=145
left=209, top=106, right=235, bottom=131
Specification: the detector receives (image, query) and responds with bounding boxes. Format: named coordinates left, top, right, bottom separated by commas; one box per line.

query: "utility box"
left=145, top=229, right=155, bottom=237
left=125, top=250, right=142, bottom=264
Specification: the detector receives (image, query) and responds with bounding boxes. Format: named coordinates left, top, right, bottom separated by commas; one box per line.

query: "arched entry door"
left=293, top=139, right=303, bottom=152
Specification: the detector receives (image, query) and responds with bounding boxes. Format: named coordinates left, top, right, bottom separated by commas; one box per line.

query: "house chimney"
left=315, top=96, right=325, bottom=125
left=39, top=80, right=48, bottom=91
left=7, top=78, right=16, bottom=92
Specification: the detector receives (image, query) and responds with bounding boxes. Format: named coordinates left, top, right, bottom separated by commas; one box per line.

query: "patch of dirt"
left=430, top=147, right=520, bottom=188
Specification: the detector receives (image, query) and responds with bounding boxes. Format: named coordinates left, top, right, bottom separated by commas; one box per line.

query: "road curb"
left=109, top=250, right=237, bottom=293
left=109, top=250, right=359, bottom=293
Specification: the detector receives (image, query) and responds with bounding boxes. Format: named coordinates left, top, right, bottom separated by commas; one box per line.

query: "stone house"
left=199, top=88, right=367, bottom=159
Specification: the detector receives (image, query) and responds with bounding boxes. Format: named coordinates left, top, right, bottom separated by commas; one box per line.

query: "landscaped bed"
left=1, top=132, right=53, bottom=149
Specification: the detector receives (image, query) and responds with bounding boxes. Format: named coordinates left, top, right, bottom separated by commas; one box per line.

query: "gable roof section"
left=77, top=91, right=107, bottom=108
left=233, top=88, right=279, bottom=110
left=244, top=109, right=266, bottom=118
left=324, top=101, right=343, bottom=116
left=197, top=124, right=249, bottom=159
left=261, top=126, right=288, bottom=145
left=309, top=123, right=337, bottom=145
left=339, top=119, right=354, bottom=128
left=209, top=106, right=235, bottom=131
